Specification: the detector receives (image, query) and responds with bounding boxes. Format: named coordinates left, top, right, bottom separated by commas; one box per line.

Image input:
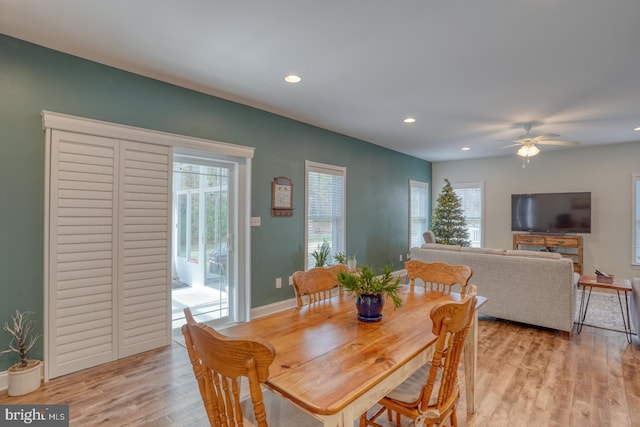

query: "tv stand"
left=512, top=233, right=583, bottom=274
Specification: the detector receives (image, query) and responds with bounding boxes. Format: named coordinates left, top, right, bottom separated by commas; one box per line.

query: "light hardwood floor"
left=1, top=317, right=639, bottom=426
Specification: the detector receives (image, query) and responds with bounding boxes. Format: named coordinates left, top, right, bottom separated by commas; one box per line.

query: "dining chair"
left=405, top=260, right=472, bottom=295
left=292, top=264, right=348, bottom=307
left=423, top=231, right=436, bottom=244
left=182, top=308, right=276, bottom=426
left=360, top=286, right=478, bottom=427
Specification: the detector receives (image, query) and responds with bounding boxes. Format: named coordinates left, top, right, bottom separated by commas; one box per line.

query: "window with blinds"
left=633, top=174, right=640, bottom=265
left=409, top=180, right=429, bottom=248
left=305, top=161, right=346, bottom=269
left=451, top=181, right=484, bottom=248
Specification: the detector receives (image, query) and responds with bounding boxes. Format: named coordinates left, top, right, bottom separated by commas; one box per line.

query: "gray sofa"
left=410, top=244, right=579, bottom=335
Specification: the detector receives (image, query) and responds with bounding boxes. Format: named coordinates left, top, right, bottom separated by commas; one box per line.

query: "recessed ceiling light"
left=403, top=117, right=416, bottom=124
left=635, top=126, right=640, bottom=131
left=284, top=74, right=301, bottom=83
left=461, top=147, right=471, bottom=151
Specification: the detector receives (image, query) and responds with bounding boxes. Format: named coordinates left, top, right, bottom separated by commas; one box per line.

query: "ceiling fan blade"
left=535, top=133, right=561, bottom=141
left=500, top=143, right=522, bottom=149
left=537, top=139, right=580, bottom=147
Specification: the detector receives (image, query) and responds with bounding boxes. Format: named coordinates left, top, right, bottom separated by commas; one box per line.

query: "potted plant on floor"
left=1, top=310, right=43, bottom=396
left=337, top=264, right=403, bottom=322
left=311, top=241, right=331, bottom=267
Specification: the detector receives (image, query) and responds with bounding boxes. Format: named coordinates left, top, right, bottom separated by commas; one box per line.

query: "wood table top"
left=222, top=285, right=473, bottom=416
left=578, top=274, right=631, bottom=291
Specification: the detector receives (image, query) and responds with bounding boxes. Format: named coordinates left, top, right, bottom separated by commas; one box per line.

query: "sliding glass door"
left=172, top=157, right=234, bottom=327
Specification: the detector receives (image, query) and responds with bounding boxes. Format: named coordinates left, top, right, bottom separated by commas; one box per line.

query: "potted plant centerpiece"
left=1, top=310, right=43, bottom=396
left=337, top=264, right=403, bottom=322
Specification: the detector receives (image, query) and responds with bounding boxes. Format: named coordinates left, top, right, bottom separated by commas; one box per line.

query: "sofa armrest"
left=572, top=272, right=580, bottom=287
left=631, top=278, right=640, bottom=338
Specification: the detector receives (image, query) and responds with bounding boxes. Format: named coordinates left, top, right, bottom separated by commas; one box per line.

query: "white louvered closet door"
left=48, top=131, right=171, bottom=378
left=48, top=131, right=119, bottom=378
left=117, top=141, right=171, bottom=358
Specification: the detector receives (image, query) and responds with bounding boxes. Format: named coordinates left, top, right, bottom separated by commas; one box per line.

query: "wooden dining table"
left=222, top=284, right=486, bottom=427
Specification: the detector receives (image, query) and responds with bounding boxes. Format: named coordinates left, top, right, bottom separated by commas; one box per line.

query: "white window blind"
left=305, top=161, right=346, bottom=269
left=451, top=181, right=484, bottom=248
left=633, top=174, right=640, bottom=265
left=409, top=180, right=429, bottom=248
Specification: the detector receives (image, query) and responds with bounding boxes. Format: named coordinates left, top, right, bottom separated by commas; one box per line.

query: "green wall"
left=0, top=35, right=431, bottom=369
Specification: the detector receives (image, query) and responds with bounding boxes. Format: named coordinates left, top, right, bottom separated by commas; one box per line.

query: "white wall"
left=433, top=141, right=640, bottom=280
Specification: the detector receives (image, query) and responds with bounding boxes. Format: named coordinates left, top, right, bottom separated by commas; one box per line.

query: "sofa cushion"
left=420, top=243, right=461, bottom=252
left=460, top=247, right=506, bottom=256
left=505, top=249, right=562, bottom=260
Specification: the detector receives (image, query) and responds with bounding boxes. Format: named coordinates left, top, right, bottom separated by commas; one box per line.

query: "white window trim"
left=304, top=161, right=346, bottom=270
left=42, top=110, right=254, bottom=158
left=409, top=180, right=429, bottom=249
left=632, top=173, right=640, bottom=267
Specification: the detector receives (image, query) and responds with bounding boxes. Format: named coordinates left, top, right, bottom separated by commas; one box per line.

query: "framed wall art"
left=272, top=176, right=293, bottom=216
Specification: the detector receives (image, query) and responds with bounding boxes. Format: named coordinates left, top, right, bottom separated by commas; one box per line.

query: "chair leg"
left=360, top=407, right=388, bottom=427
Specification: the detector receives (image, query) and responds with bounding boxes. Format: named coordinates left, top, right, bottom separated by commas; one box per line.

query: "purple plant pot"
left=356, top=294, right=385, bottom=322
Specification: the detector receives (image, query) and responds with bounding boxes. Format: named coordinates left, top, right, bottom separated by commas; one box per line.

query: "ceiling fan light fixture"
left=517, top=144, right=540, bottom=158
left=284, top=74, right=302, bottom=83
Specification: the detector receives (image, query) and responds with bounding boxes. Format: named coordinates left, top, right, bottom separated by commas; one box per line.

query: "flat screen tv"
left=511, top=192, right=591, bottom=234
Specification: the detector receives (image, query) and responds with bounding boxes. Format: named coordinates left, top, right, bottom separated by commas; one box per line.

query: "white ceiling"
left=2, top=0, right=640, bottom=161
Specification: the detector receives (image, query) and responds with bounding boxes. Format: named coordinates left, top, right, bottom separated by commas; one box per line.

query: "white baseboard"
left=393, top=268, right=408, bottom=279
left=250, top=297, right=298, bottom=319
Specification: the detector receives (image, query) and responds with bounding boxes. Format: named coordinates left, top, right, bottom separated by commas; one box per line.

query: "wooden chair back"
left=182, top=308, right=276, bottom=427
left=362, top=286, right=477, bottom=427
left=417, top=286, right=477, bottom=424
left=405, top=260, right=472, bottom=295
left=292, top=264, right=348, bottom=307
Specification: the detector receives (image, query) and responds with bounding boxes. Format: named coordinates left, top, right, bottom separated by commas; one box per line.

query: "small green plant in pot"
left=311, top=241, right=331, bottom=267
left=1, top=310, right=43, bottom=396
left=337, top=264, right=403, bottom=322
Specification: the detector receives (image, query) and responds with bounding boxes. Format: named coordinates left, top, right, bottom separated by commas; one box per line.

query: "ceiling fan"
left=503, top=122, right=580, bottom=167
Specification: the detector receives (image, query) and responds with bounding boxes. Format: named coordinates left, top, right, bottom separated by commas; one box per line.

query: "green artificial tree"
left=431, top=179, right=470, bottom=246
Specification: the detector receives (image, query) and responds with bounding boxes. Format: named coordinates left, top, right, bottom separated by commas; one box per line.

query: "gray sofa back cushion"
left=505, top=249, right=563, bottom=260
left=420, top=243, right=461, bottom=252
